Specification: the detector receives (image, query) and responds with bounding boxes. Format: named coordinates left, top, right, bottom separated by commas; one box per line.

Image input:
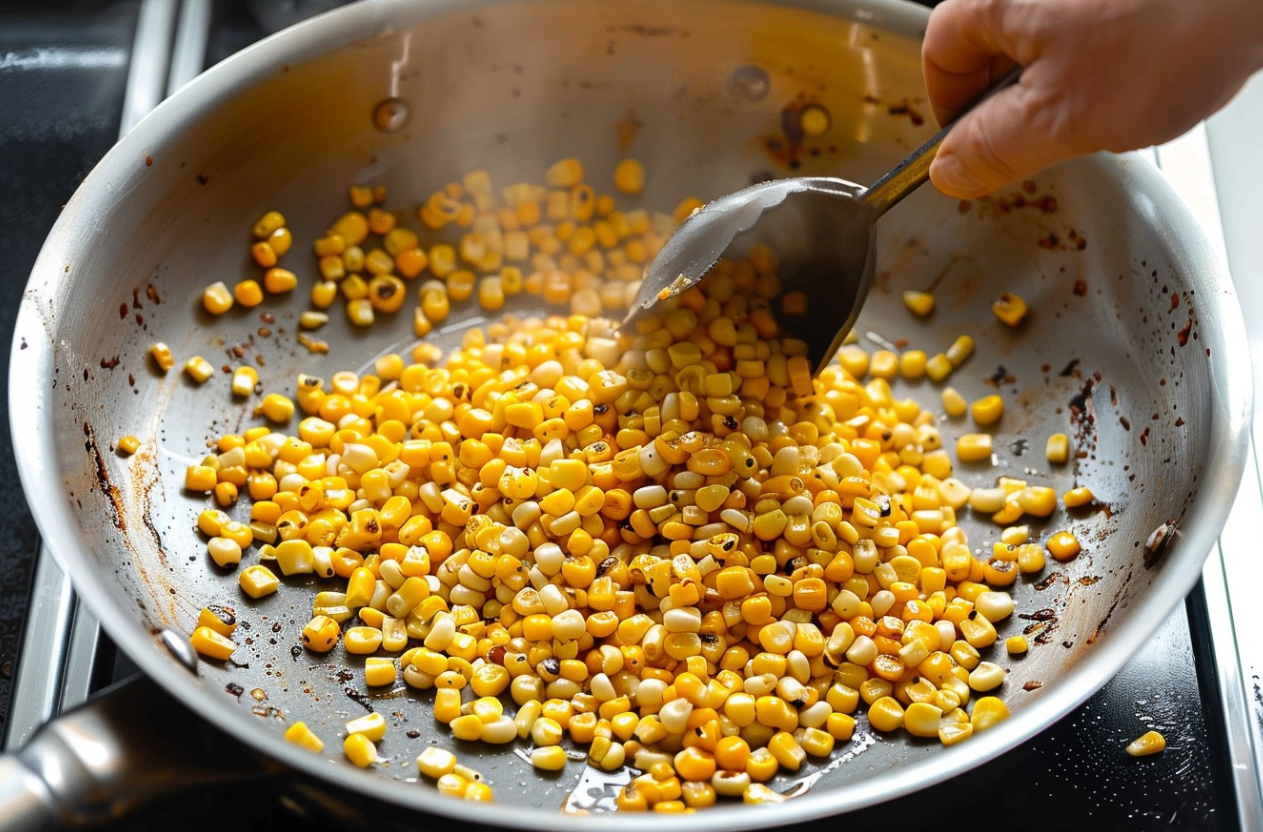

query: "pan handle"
left=0, top=673, right=268, bottom=829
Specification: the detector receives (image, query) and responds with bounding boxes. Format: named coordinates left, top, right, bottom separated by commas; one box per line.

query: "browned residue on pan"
left=83, top=418, right=183, bottom=623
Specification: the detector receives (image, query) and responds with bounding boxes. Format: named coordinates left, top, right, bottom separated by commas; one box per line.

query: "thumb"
left=929, top=82, right=1067, bottom=199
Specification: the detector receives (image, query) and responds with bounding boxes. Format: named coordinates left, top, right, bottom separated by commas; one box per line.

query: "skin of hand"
left=922, top=0, right=1263, bottom=198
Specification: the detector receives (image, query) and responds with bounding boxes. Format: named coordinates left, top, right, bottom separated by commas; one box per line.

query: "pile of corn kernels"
left=168, top=159, right=1094, bottom=811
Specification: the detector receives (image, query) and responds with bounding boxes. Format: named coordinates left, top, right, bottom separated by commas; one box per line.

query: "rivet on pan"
left=372, top=97, right=412, bottom=133
left=729, top=65, right=770, bottom=101
left=160, top=628, right=199, bottom=673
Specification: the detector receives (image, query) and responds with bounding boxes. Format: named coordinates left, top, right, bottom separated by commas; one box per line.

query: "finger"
left=929, top=82, right=1064, bottom=198
left=922, top=0, right=1026, bottom=125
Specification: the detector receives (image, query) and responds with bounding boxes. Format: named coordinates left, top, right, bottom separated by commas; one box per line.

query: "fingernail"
left=932, top=152, right=987, bottom=199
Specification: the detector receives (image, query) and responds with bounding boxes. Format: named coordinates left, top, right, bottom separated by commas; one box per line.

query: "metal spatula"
left=624, top=69, right=1020, bottom=373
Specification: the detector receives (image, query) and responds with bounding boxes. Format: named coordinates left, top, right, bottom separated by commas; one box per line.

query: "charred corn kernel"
left=202, top=281, right=234, bottom=314
left=1126, top=730, right=1166, bottom=757
left=284, top=722, right=323, bottom=753
left=190, top=626, right=235, bottom=660
left=1063, top=486, right=1096, bottom=508
left=992, top=292, right=1028, bottom=327
left=1046, top=433, right=1070, bottom=464
left=197, top=605, right=237, bottom=637
left=184, top=356, right=214, bottom=384
left=970, top=696, right=1010, bottom=732
left=956, top=434, right=993, bottom=462
left=614, top=158, right=646, bottom=194
left=971, top=395, right=1004, bottom=426
left=238, top=565, right=279, bottom=598
left=301, top=614, right=340, bottom=652
left=1047, top=530, right=1082, bottom=561
left=902, top=290, right=935, bottom=317
left=263, top=267, right=298, bottom=293
left=117, top=435, right=141, bottom=455
left=344, top=733, right=377, bottom=767
left=149, top=342, right=175, bottom=372
left=364, top=657, right=397, bottom=687
left=346, top=711, right=387, bottom=742
left=231, top=366, right=258, bottom=397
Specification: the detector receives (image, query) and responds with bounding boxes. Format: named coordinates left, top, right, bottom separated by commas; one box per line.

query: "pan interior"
left=11, top=0, right=1248, bottom=827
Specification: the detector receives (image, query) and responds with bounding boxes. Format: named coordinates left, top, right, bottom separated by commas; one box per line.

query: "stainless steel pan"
left=5, top=0, right=1251, bottom=828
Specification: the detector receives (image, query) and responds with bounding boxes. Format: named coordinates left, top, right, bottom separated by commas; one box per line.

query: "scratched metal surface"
left=7, top=0, right=1251, bottom=828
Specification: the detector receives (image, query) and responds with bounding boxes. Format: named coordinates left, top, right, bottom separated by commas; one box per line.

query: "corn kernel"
left=1125, top=730, right=1166, bottom=757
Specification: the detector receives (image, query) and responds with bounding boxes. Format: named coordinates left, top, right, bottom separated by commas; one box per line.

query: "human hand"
left=922, top=0, right=1263, bottom=198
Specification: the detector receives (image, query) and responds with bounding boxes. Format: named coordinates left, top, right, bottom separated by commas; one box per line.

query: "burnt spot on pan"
left=1087, top=570, right=1134, bottom=645
left=84, top=421, right=125, bottom=532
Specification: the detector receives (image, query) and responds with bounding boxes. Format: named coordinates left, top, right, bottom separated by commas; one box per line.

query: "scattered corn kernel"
left=1125, top=730, right=1166, bottom=757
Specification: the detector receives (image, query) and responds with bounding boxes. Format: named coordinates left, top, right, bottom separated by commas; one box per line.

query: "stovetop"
left=1, top=2, right=1260, bottom=830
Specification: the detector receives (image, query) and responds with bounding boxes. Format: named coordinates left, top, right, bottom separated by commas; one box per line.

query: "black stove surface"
left=0, top=2, right=1242, bottom=829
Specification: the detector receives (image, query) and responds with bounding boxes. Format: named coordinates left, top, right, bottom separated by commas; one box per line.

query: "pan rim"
left=8, top=0, right=1253, bottom=827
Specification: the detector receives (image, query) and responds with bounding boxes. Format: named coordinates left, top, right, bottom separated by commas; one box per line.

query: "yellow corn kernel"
left=867, top=696, right=905, bottom=732
left=903, top=701, right=944, bottom=738
left=1125, top=730, right=1166, bottom=757
left=344, top=626, right=383, bottom=654
left=1046, top=433, right=1070, bottom=464
left=263, top=267, right=298, bottom=294
left=184, top=356, right=215, bottom=384
left=185, top=464, right=217, bottom=492
left=256, top=393, right=294, bottom=423
left=970, top=696, right=1010, bottom=732
left=970, top=394, right=1004, bottom=426
left=234, top=280, right=264, bottom=308
left=251, top=210, right=285, bottom=239
left=546, top=157, right=585, bottom=188
left=417, top=746, right=457, bottom=779
left=202, top=281, right=234, bottom=315
left=902, top=290, right=935, bottom=317
left=939, top=720, right=974, bottom=747
left=937, top=387, right=966, bottom=418
left=284, top=721, right=324, bottom=753
left=346, top=712, right=387, bottom=743
left=992, top=292, right=1028, bottom=327
left=253, top=242, right=281, bottom=269
left=946, top=335, right=974, bottom=367
left=189, top=626, right=235, bottom=661
left=614, top=158, right=646, bottom=194
left=1047, top=530, right=1082, bottom=561
left=1063, top=486, right=1096, bottom=508
left=344, top=733, right=378, bottom=768
left=956, top=434, right=993, bottom=463
left=238, top=565, right=279, bottom=599
left=149, top=342, right=175, bottom=372
left=116, top=435, right=141, bottom=455
left=231, top=366, right=259, bottom=397
left=925, top=353, right=953, bottom=382
left=1005, top=635, right=1028, bottom=655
